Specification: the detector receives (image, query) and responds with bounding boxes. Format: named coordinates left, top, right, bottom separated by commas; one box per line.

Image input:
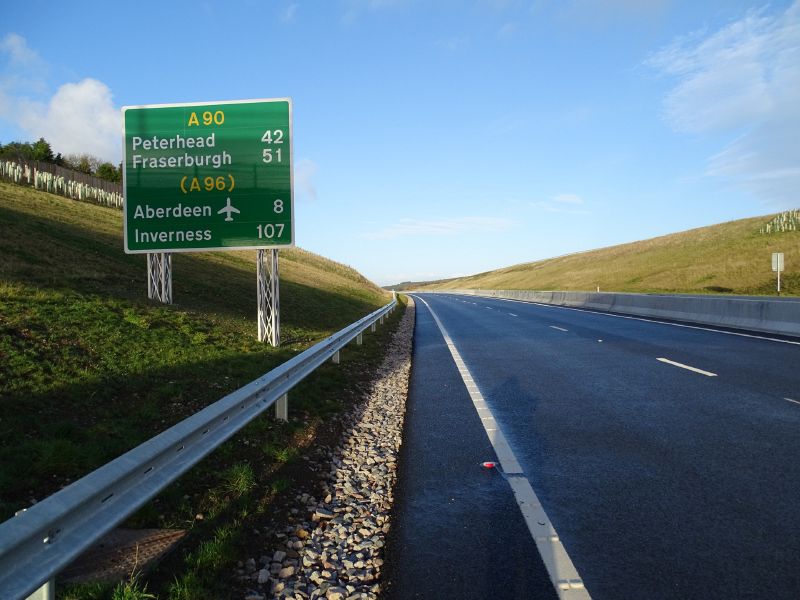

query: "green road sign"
left=123, top=98, right=293, bottom=253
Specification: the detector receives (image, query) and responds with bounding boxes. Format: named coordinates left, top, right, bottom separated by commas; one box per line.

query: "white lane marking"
left=492, top=297, right=800, bottom=346
left=656, top=357, right=717, bottom=377
left=550, top=326, right=568, bottom=332
left=509, top=313, right=518, bottom=317
left=784, top=398, right=800, bottom=405
left=412, top=294, right=590, bottom=599
left=485, top=307, right=493, bottom=310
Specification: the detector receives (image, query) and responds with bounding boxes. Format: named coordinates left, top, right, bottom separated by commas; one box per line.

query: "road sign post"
left=147, top=252, right=172, bottom=304
left=122, top=98, right=293, bottom=342
left=257, top=248, right=280, bottom=345
left=772, top=252, right=784, bottom=294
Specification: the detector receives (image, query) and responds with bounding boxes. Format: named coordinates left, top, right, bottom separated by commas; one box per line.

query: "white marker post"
left=772, top=252, right=784, bottom=294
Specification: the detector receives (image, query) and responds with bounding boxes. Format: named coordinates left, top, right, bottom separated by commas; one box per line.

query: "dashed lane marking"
left=656, top=357, right=717, bottom=377
left=412, top=294, right=590, bottom=600
left=784, top=398, right=800, bottom=405
left=550, top=326, right=568, bottom=332
left=491, top=297, right=800, bottom=346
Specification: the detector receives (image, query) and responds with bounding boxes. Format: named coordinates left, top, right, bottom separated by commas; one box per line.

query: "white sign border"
left=122, top=97, right=294, bottom=254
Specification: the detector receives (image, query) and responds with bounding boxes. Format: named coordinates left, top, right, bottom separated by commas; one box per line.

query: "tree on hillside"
left=30, top=138, right=55, bottom=162
left=0, top=141, right=35, bottom=161
left=63, top=153, right=102, bottom=175
left=0, top=138, right=62, bottom=165
left=95, top=162, right=121, bottom=182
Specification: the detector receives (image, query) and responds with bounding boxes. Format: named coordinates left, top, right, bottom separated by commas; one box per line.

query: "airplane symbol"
left=218, top=198, right=240, bottom=222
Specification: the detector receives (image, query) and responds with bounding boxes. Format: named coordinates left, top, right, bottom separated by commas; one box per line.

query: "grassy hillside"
left=0, top=179, right=389, bottom=522
left=416, top=212, right=800, bottom=295
left=0, top=182, right=399, bottom=597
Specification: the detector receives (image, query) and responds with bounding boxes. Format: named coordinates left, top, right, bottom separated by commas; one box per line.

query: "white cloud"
left=361, top=216, right=513, bottom=240
left=1, top=33, right=42, bottom=68
left=1, top=33, right=48, bottom=120
left=436, top=37, right=467, bottom=53
left=646, top=2, right=800, bottom=207
left=342, top=0, right=413, bottom=23
left=553, top=193, right=583, bottom=204
left=18, top=79, right=120, bottom=162
left=281, top=3, right=298, bottom=22
left=562, top=0, right=671, bottom=23
left=498, top=22, right=518, bottom=37
left=531, top=195, right=589, bottom=214
left=480, top=0, right=522, bottom=9
left=295, top=158, right=318, bottom=201
left=1, top=34, right=120, bottom=162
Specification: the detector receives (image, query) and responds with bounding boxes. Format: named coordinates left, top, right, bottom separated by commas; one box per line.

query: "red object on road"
left=481, top=461, right=497, bottom=469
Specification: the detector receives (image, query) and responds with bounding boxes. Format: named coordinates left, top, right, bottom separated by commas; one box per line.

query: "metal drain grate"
left=60, top=528, right=187, bottom=584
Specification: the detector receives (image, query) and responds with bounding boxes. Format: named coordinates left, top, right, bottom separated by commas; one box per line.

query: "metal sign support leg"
left=147, top=253, right=172, bottom=304
left=257, top=249, right=280, bottom=346
left=26, top=579, right=54, bottom=600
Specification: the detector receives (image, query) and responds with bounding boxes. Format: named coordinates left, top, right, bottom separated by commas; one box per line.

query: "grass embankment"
left=0, top=180, right=398, bottom=598
left=413, top=213, right=800, bottom=295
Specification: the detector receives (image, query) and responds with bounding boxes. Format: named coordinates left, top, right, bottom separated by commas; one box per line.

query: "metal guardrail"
left=0, top=298, right=397, bottom=600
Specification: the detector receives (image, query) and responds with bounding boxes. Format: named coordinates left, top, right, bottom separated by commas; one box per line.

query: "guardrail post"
left=331, top=350, right=340, bottom=364
left=27, top=579, right=54, bottom=600
left=275, top=393, right=288, bottom=422
left=356, top=333, right=363, bottom=346
left=370, top=322, right=376, bottom=333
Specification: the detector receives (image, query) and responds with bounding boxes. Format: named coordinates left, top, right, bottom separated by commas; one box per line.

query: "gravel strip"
left=238, top=299, right=415, bottom=600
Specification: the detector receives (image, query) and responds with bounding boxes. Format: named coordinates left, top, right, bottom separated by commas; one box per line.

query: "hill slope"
left=0, top=180, right=389, bottom=520
left=415, top=212, right=800, bottom=295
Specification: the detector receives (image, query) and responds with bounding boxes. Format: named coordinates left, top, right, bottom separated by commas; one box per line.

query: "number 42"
left=261, top=130, right=284, bottom=144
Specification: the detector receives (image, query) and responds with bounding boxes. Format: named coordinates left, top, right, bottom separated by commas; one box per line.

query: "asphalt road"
left=382, top=296, right=558, bottom=600
left=385, top=293, right=800, bottom=599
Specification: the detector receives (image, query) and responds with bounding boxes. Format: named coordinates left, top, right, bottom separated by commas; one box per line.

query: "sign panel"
left=123, top=98, right=293, bottom=253
left=772, top=252, right=784, bottom=272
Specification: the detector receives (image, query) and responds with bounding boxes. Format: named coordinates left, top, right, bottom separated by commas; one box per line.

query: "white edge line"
left=784, top=397, right=800, bottom=405
left=656, top=357, right=717, bottom=377
left=411, top=294, right=591, bottom=599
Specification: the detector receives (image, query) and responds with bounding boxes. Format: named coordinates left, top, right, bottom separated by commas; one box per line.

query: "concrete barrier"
left=435, top=289, right=800, bottom=338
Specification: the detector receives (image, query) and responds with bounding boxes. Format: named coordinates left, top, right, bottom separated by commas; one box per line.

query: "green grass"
left=0, top=181, right=388, bottom=517
left=221, top=464, right=256, bottom=498
left=410, top=212, right=800, bottom=295
left=62, top=573, right=156, bottom=600
left=0, top=180, right=404, bottom=598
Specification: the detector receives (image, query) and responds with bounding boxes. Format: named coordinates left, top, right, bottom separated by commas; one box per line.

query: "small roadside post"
left=772, top=252, right=784, bottom=294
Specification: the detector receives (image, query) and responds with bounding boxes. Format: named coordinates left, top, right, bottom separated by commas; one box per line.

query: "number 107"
left=257, top=223, right=285, bottom=239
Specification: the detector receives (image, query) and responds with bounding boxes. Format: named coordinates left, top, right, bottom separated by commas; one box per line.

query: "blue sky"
left=2, top=0, right=798, bottom=286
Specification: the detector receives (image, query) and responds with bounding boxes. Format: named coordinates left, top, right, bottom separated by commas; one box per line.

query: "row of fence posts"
left=0, top=158, right=123, bottom=208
